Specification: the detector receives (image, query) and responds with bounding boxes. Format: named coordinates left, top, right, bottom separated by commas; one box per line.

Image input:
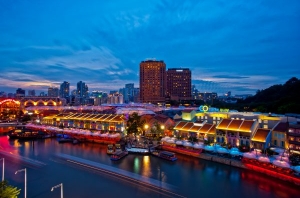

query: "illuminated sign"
left=176, top=70, right=183, bottom=72
left=199, top=105, right=209, bottom=112
left=0, top=99, right=20, bottom=105
left=220, top=108, right=229, bottom=112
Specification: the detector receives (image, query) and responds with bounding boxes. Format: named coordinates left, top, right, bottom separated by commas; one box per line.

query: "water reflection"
left=0, top=133, right=299, bottom=198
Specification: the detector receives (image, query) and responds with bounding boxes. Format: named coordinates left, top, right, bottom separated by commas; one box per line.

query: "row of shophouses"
left=41, top=110, right=300, bottom=154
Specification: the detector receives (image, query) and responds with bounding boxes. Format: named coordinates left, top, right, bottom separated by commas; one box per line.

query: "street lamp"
left=144, top=124, right=149, bottom=136
left=51, top=183, right=63, bottom=198
left=15, top=168, right=26, bottom=198
left=0, top=158, right=4, bottom=181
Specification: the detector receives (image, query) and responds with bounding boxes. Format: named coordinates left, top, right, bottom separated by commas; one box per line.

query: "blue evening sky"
left=0, top=0, right=299, bottom=95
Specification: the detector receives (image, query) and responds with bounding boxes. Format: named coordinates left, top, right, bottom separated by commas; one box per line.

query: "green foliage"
left=126, top=112, right=145, bottom=135
left=212, top=77, right=300, bottom=114
left=0, top=180, right=21, bottom=198
left=150, top=121, right=165, bottom=139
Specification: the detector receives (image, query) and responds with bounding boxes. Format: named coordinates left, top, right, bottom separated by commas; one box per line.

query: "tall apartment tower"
left=77, top=81, right=88, bottom=98
left=48, top=87, right=59, bottom=97
left=166, top=68, right=192, bottom=100
left=60, top=81, right=70, bottom=98
left=140, top=60, right=166, bottom=103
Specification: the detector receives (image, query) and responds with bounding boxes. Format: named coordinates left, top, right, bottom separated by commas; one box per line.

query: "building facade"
left=166, top=68, right=191, bottom=101
left=140, top=60, right=166, bottom=104
left=48, top=87, right=59, bottom=97
left=60, top=81, right=70, bottom=99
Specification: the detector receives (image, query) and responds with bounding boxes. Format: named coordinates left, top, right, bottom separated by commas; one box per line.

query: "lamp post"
left=15, top=168, right=26, bottom=198
left=0, top=158, right=4, bottom=181
left=160, top=125, right=165, bottom=137
left=144, top=124, right=149, bottom=136
left=51, top=183, right=63, bottom=198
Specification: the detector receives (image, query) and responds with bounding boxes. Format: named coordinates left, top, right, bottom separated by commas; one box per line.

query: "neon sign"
left=0, top=99, right=20, bottom=105
left=199, top=105, right=209, bottom=112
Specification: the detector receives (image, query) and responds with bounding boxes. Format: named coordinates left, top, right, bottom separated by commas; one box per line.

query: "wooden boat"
left=151, top=150, right=177, bottom=161
left=8, top=128, right=39, bottom=141
left=107, top=144, right=114, bottom=154
left=110, top=151, right=128, bottom=161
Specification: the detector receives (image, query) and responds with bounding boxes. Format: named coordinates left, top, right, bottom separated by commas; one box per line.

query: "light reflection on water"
left=0, top=134, right=299, bottom=198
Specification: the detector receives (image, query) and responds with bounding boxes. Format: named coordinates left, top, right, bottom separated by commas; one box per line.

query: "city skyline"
left=0, top=0, right=299, bottom=95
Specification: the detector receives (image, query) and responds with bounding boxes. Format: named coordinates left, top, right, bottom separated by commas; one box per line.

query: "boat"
left=126, top=147, right=149, bottom=154
left=115, top=144, right=122, bottom=152
left=107, top=144, right=114, bottom=154
left=8, top=128, right=39, bottom=141
left=110, top=151, right=128, bottom=161
left=57, top=134, right=73, bottom=143
left=151, top=150, right=177, bottom=161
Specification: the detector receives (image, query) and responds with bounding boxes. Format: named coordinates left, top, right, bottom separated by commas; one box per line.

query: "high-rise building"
left=139, top=59, right=166, bottom=103
left=77, top=81, right=88, bottom=98
left=60, top=81, right=70, bottom=98
left=28, top=90, right=35, bottom=96
left=48, top=87, right=59, bottom=97
left=119, top=83, right=136, bottom=103
left=16, top=88, right=25, bottom=98
left=76, top=81, right=88, bottom=105
left=166, top=68, right=192, bottom=100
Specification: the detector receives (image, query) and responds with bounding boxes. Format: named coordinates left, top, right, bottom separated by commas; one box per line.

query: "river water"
left=0, top=128, right=299, bottom=198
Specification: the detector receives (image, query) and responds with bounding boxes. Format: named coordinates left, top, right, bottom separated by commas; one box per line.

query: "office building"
left=48, top=87, right=59, bottom=97
left=60, top=81, right=70, bottom=98
left=140, top=59, right=166, bottom=103
left=16, top=88, right=25, bottom=98
left=28, top=90, right=35, bottom=96
left=166, top=68, right=192, bottom=101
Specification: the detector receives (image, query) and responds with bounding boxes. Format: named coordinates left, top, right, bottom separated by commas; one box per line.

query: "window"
left=263, top=125, right=268, bottom=129
left=281, top=141, right=285, bottom=147
left=274, top=140, right=277, bottom=146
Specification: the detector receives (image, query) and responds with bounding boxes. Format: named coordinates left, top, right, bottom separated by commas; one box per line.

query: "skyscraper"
left=166, top=68, right=192, bottom=100
left=60, top=81, right=70, bottom=98
left=140, top=59, right=166, bottom=103
left=119, top=83, right=136, bottom=103
left=16, top=88, right=25, bottom=98
left=76, top=81, right=88, bottom=105
left=48, top=87, right=59, bottom=97
left=28, top=90, right=35, bottom=96
left=77, top=81, right=88, bottom=98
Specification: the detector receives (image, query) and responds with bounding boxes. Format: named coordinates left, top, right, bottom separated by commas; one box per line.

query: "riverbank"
left=160, top=144, right=300, bottom=186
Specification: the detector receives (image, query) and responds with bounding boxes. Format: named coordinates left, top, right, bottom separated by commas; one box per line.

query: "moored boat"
left=110, top=151, right=128, bottom=161
left=107, top=144, right=114, bottom=154
left=151, top=150, right=177, bottom=161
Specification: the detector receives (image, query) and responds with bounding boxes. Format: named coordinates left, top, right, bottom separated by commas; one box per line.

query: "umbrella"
left=167, top=139, right=175, bottom=144
left=217, top=147, right=229, bottom=154
left=176, top=141, right=183, bottom=145
left=230, top=150, right=241, bottom=156
left=204, top=145, right=215, bottom=152
left=272, top=160, right=290, bottom=168
left=243, top=152, right=257, bottom=159
left=270, top=147, right=284, bottom=154
left=258, top=156, right=271, bottom=163
left=275, top=155, right=289, bottom=162
left=183, top=141, right=192, bottom=147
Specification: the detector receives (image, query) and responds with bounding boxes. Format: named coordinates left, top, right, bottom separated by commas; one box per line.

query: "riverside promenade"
left=160, top=144, right=300, bottom=186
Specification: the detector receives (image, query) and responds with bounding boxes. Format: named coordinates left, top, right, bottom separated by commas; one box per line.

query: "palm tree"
left=0, top=180, right=21, bottom=198
left=126, top=112, right=145, bottom=137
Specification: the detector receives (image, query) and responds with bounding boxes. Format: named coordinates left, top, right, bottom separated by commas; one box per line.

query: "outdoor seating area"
left=25, top=123, right=121, bottom=143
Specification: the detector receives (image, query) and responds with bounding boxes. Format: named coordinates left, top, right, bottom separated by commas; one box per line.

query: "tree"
left=126, top=112, right=145, bottom=136
left=0, top=180, right=21, bottom=198
left=150, top=121, right=163, bottom=137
